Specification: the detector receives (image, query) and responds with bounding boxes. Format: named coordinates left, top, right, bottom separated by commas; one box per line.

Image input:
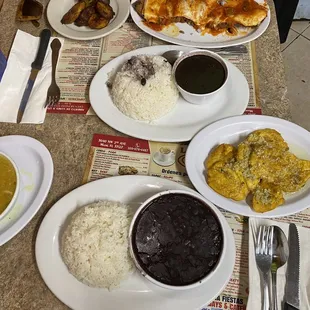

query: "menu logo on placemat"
left=91, top=134, right=150, bottom=153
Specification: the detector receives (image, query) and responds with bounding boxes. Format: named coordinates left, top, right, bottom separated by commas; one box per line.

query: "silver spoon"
left=271, top=226, right=289, bottom=310
left=161, top=50, right=184, bottom=66
left=162, top=46, right=248, bottom=65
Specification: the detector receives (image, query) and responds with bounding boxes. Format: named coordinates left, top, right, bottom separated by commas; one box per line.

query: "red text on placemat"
left=47, top=102, right=90, bottom=114
left=244, top=108, right=262, bottom=115
left=92, top=134, right=150, bottom=154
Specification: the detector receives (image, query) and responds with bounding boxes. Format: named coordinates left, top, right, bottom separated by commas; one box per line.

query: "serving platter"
left=47, top=0, right=130, bottom=40
left=130, top=0, right=270, bottom=49
left=186, top=115, right=310, bottom=218
left=36, top=175, right=235, bottom=310
left=0, top=136, right=53, bottom=245
left=89, top=45, right=249, bottom=142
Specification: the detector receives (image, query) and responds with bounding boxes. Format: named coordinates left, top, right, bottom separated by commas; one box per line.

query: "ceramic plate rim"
left=0, top=135, right=53, bottom=245
left=89, top=45, right=249, bottom=142
left=185, top=115, right=310, bottom=218
left=130, top=0, right=270, bottom=48
left=47, top=0, right=130, bottom=40
left=35, top=175, right=235, bottom=310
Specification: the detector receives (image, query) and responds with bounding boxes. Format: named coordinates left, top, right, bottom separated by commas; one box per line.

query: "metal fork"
left=255, top=225, right=274, bottom=310
left=45, top=39, right=61, bottom=108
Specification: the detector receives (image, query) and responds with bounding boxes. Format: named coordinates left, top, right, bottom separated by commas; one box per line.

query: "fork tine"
left=268, top=226, right=274, bottom=256
left=56, top=95, right=60, bottom=106
left=264, top=226, right=270, bottom=255
left=256, top=225, right=274, bottom=256
left=263, top=226, right=270, bottom=255
left=261, top=225, right=269, bottom=255
left=53, top=96, right=59, bottom=106
left=256, top=226, right=263, bottom=254
left=261, top=226, right=267, bottom=254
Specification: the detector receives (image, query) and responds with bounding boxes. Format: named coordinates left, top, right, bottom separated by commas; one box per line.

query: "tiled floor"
left=281, top=21, right=310, bottom=131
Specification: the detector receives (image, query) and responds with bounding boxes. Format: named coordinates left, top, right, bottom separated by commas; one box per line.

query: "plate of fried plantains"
left=47, top=0, right=130, bottom=40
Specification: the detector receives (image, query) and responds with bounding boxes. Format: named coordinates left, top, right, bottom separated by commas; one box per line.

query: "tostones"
left=206, top=144, right=236, bottom=170
left=207, top=160, right=249, bottom=201
left=204, top=128, right=310, bottom=213
left=252, top=181, right=284, bottom=213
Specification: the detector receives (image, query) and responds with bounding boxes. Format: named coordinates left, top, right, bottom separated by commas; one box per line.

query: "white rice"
left=111, top=55, right=179, bottom=121
left=61, top=201, right=134, bottom=290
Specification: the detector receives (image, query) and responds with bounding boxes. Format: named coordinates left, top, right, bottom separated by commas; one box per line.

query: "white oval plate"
left=130, top=0, right=270, bottom=48
left=89, top=45, right=249, bottom=142
left=186, top=115, right=310, bottom=218
left=0, top=136, right=53, bottom=245
left=47, top=0, right=130, bottom=40
left=36, top=175, right=235, bottom=310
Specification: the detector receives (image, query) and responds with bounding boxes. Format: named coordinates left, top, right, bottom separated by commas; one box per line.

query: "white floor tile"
left=281, top=29, right=299, bottom=51
left=291, top=21, right=310, bottom=34
left=282, top=36, right=310, bottom=131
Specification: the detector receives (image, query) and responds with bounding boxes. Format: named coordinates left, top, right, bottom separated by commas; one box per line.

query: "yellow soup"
left=0, top=154, right=17, bottom=214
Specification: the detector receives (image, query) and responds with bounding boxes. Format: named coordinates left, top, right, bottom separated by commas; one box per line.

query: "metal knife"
left=284, top=223, right=300, bottom=310
left=17, top=29, right=51, bottom=123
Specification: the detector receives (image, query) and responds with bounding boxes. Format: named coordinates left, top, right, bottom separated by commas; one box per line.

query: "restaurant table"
left=0, top=0, right=291, bottom=309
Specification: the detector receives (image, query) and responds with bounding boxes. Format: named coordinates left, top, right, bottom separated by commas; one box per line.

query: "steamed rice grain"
left=111, top=55, right=179, bottom=121
left=61, top=201, right=134, bottom=290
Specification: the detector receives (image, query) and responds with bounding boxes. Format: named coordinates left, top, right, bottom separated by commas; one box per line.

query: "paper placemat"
left=82, top=133, right=310, bottom=310
left=48, top=20, right=261, bottom=116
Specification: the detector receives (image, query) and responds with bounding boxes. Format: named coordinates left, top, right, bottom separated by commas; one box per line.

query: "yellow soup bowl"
left=0, top=152, right=19, bottom=220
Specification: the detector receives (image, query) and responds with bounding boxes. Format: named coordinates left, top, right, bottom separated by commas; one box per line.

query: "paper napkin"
left=247, top=218, right=310, bottom=310
left=0, top=30, right=64, bottom=123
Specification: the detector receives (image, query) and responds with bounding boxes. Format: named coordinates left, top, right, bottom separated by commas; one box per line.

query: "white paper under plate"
left=47, top=0, right=129, bottom=40
left=248, top=218, right=310, bottom=310
left=186, top=115, right=310, bottom=218
left=35, top=176, right=235, bottom=310
left=89, top=45, right=249, bottom=142
left=130, top=0, right=270, bottom=48
left=0, top=136, right=53, bottom=245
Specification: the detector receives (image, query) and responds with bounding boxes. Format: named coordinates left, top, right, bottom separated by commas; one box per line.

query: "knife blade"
left=17, top=28, right=51, bottom=123
left=284, top=223, right=300, bottom=310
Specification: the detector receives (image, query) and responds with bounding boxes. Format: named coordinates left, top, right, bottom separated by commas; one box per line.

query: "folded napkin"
left=0, top=30, right=63, bottom=123
left=248, top=218, right=310, bottom=310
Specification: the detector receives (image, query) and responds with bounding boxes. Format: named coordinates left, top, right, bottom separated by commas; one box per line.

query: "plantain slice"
left=88, top=13, right=109, bottom=29
left=61, top=1, right=86, bottom=24
left=96, top=1, right=114, bottom=20
left=252, top=181, right=284, bottom=213
left=207, top=161, right=249, bottom=201
left=205, top=144, right=236, bottom=170
left=75, top=6, right=96, bottom=26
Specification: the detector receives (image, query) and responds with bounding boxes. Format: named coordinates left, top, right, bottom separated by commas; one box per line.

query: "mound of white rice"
left=111, top=55, right=179, bottom=121
left=61, top=201, right=134, bottom=290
